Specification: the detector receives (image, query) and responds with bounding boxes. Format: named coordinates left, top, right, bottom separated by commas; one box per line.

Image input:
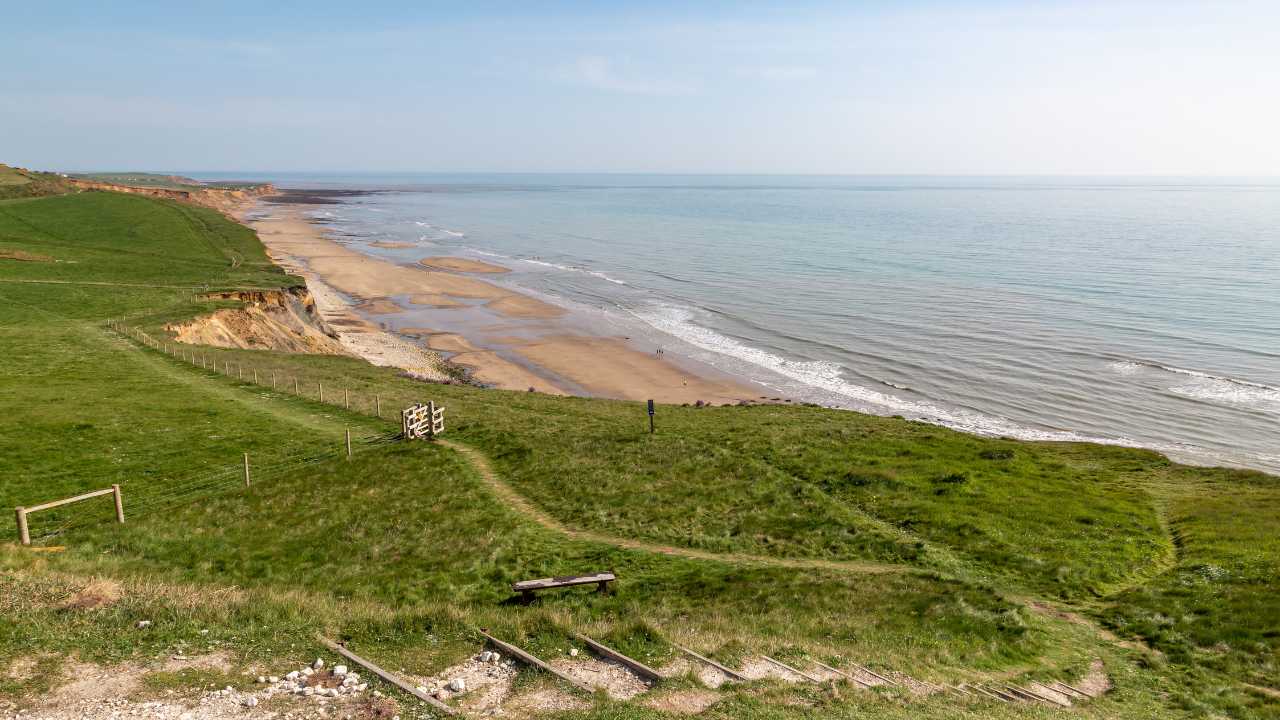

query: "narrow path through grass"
left=438, top=439, right=916, bottom=576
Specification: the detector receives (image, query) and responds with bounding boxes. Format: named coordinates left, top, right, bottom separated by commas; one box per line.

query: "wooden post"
left=319, top=382, right=324, bottom=403
left=346, top=429, right=352, bottom=459
left=316, top=636, right=456, bottom=716
left=272, top=371, right=277, bottom=389
left=294, top=378, right=299, bottom=394
left=243, top=453, right=251, bottom=487
left=253, top=369, right=258, bottom=384
left=238, top=365, right=243, bottom=380
left=15, top=507, right=30, bottom=546
left=375, top=394, right=381, bottom=418
left=111, top=484, right=124, bottom=523
left=344, top=388, right=349, bottom=409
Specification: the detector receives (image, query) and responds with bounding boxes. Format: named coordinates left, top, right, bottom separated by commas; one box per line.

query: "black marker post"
left=648, top=399, right=655, bottom=434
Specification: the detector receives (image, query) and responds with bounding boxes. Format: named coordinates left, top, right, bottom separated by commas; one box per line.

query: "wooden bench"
left=513, top=572, right=615, bottom=601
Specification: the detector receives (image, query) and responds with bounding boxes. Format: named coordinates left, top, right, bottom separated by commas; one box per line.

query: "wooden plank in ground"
left=675, top=645, right=747, bottom=682
left=1013, top=683, right=1065, bottom=706
left=967, top=684, right=1010, bottom=702
left=1005, top=685, right=1054, bottom=705
left=977, top=684, right=1020, bottom=702
left=316, top=635, right=455, bottom=716
left=761, top=655, right=822, bottom=683
left=850, top=662, right=897, bottom=686
left=575, top=634, right=664, bottom=683
left=1053, top=680, right=1091, bottom=698
left=1030, top=680, right=1074, bottom=706
left=808, top=659, right=874, bottom=688
left=479, top=631, right=596, bottom=694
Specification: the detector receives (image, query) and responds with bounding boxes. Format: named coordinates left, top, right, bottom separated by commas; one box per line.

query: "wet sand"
left=245, top=206, right=763, bottom=405
left=419, top=256, right=510, bottom=273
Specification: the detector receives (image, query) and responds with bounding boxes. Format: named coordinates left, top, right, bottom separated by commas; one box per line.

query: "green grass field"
left=1, top=190, right=1276, bottom=718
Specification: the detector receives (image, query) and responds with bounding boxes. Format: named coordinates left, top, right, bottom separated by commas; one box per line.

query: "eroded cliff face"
left=66, top=180, right=277, bottom=213
left=167, top=288, right=347, bottom=354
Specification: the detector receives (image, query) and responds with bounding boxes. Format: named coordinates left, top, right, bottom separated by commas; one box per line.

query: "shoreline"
left=240, top=201, right=766, bottom=406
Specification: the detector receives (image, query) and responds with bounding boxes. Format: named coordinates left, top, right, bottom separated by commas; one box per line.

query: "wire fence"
left=18, top=320, right=416, bottom=544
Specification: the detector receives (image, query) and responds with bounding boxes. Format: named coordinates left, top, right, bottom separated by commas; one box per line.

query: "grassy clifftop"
left=1, top=190, right=1276, bottom=719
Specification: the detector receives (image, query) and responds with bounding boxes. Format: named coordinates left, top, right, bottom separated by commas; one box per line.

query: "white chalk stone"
left=448, top=678, right=466, bottom=693
left=242, top=697, right=258, bottom=708
left=312, top=658, right=325, bottom=670
left=135, top=620, right=152, bottom=629
left=268, top=676, right=279, bottom=683
left=569, top=648, right=578, bottom=657
left=286, top=671, right=300, bottom=681
left=333, top=665, right=348, bottom=677
left=257, top=676, right=267, bottom=684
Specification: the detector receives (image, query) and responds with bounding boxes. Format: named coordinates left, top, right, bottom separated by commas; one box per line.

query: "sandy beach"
left=245, top=205, right=762, bottom=405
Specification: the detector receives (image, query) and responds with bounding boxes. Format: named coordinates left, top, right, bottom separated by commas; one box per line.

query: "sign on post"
left=648, top=399, right=655, bottom=434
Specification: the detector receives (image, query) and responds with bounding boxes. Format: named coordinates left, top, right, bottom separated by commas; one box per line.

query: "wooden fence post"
left=346, top=429, right=352, bottom=459
left=253, top=369, right=258, bottom=384
left=272, top=371, right=277, bottom=389
left=15, top=507, right=30, bottom=546
left=238, top=365, right=243, bottom=380
left=319, top=382, right=324, bottom=403
left=294, top=378, right=299, bottom=394
left=111, top=484, right=124, bottom=524
left=243, top=453, right=251, bottom=487
left=344, top=388, right=349, bottom=409
left=375, top=394, right=381, bottom=418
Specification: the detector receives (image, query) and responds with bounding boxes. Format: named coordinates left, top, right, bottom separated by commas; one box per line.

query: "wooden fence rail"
left=15, top=485, right=123, bottom=546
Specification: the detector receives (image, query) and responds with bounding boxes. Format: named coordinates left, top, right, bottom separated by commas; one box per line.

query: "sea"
left=209, top=173, right=1280, bottom=474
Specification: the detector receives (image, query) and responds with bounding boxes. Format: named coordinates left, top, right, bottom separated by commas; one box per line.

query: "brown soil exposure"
left=419, top=256, right=511, bottom=273
left=643, top=688, right=721, bottom=714
left=58, top=578, right=121, bottom=611
left=1077, top=658, right=1112, bottom=697
left=67, top=178, right=275, bottom=214
left=0, top=248, right=55, bottom=262
left=660, top=657, right=733, bottom=689
left=550, top=655, right=653, bottom=699
left=405, top=653, right=519, bottom=714
left=168, top=288, right=347, bottom=354
left=503, top=686, right=591, bottom=714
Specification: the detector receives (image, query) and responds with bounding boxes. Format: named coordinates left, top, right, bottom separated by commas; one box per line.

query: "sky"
left=3, top=1, right=1278, bottom=175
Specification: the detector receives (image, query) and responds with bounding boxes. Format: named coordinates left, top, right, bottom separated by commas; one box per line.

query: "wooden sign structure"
left=402, top=401, right=445, bottom=440
left=15, top=485, right=124, bottom=546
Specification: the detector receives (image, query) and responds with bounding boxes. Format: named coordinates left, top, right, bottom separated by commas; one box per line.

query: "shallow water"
left=222, top=173, right=1280, bottom=473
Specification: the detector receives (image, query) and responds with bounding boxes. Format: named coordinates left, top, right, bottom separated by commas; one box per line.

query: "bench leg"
left=597, top=581, right=608, bottom=594
left=522, top=590, right=534, bottom=604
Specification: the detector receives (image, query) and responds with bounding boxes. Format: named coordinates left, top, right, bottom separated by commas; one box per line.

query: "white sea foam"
left=519, top=257, right=628, bottom=285
left=1110, top=359, right=1280, bottom=411
left=412, top=221, right=466, bottom=238
left=632, top=305, right=1133, bottom=445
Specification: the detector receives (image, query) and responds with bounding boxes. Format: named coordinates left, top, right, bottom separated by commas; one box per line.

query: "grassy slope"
left=0, top=190, right=1275, bottom=718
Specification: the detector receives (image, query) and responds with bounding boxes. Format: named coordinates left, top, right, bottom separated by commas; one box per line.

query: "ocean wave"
left=1110, top=359, right=1280, bottom=410
left=412, top=220, right=466, bottom=238
left=519, top=257, right=628, bottom=285
left=632, top=305, right=1132, bottom=444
